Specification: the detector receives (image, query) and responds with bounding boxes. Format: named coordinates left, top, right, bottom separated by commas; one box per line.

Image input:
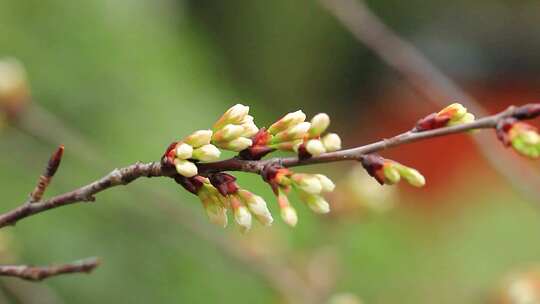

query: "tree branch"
left=0, top=258, right=99, bottom=281
left=319, top=0, right=540, bottom=202
left=0, top=104, right=536, bottom=231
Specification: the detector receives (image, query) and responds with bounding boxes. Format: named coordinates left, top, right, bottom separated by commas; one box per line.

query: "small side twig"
left=0, top=258, right=100, bottom=281
left=29, top=145, right=64, bottom=203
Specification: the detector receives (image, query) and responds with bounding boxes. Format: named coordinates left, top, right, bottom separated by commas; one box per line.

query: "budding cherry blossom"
left=268, top=110, right=306, bottom=135
left=322, top=133, right=342, bottom=152
left=213, top=104, right=250, bottom=130
left=238, top=190, right=273, bottom=226
left=277, top=191, right=298, bottom=227
left=192, top=144, right=221, bottom=161
left=174, top=159, right=198, bottom=177
left=308, top=113, right=330, bottom=137
left=498, top=120, right=540, bottom=159
left=183, top=129, right=212, bottom=148
left=361, top=154, right=425, bottom=187
left=305, top=139, right=326, bottom=156
left=415, top=102, right=475, bottom=132
left=175, top=143, right=193, bottom=159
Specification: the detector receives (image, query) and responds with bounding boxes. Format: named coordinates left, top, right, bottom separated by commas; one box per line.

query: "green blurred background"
left=1, top=0, right=540, bottom=303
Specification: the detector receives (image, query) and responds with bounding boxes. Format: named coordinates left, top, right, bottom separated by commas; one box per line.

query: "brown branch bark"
left=0, top=104, right=535, bottom=230
left=0, top=258, right=99, bottom=281
left=319, top=0, right=540, bottom=202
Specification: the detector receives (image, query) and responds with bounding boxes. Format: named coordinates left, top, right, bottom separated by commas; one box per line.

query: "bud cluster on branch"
left=1, top=101, right=539, bottom=280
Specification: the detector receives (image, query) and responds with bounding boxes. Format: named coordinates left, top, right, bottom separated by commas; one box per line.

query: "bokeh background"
left=1, top=0, right=540, bottom=303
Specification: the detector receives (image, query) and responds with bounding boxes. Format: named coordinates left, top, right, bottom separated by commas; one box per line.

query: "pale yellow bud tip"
left=175, top=159, right=198, bottom=177
left=322, top=133, right=342, bottom=152
left=306, top=139, right=326, bottom=156
left=281, top=205, right=298, bottom=227
left=184, top=130, right=213, bottom=148
left=192, top=144, right=221, bottom=162
left=175, top=143, right=193, bottom=159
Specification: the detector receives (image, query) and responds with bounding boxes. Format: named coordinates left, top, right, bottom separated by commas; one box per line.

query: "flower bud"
left=309, top=113, right=330, bottom=137
left=214, top=104, right=250, bottom=130
left=174, top=159, right=198, bottom=177
left=382, top=164, right=401, bottom=185
left=322, top=133, right=342, bottom=152
left=396, top=165, right=426, bottom=187
left=299, top=191, right=330, bottom=214
left=241, top=122, right=259, bottom=137
left=438, top=102, right=467, bottom=121
left=199, top=190, right=228, bottom=228
left=508, top=123, right=540, bottom=159
left=315, top=174, right=335, bottom=192
left=268, top=110, right=306, bottom=135
left=239, top=190, right=273, bottom=226
left=272, top=122, right=311, bottom=143
left=217, top=137, right=253, bottom=152
left=305, top=139, right=326, bottom=156
left=213, top=124, right=245, bottom=142
left=184, top=130, right=212, bottom=148
left=292, top=173, right=322, bottom=194
left=280, top=205, right=298, bottom=227
left=448, top=112, right=475, bottom=126
left=277, top=191, right=297, bottom=227
left=175, top=143, right=193, bottom=159
left=233, top=204, right=252, bottom=233
left=192, top=144, right=221, bottom=161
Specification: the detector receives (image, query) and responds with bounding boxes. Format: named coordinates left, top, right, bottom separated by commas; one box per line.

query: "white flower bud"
left=315, top=174, right=335, bottom=192
left=217, top=137, right=252, bottom=152
left=305, top=139, right=326, bottom=156
left=200, top=191, right=228, bottom=228
left=184, top=130, right=212, bottom=148
left=234, top=205, right=252, bottom=233
left=292, top=173, right=322, bottom=194
left=174, top=159, right=198, bottom=177
left=192, top=144, right=221, bottom=161
left=241, top=115, right=254, bottom=124
left=273, top=122, right=311, bottom=143
left=214, top=104, right=250, bottom=130
left=268, top=110, right=306, bottom=134
left=309, top=113, right=330, bottom=137
left=213, top=124, right=244, bottom=142
left=280, top=205, right=298, bottom=227
left=239, top=190, right=273, bottom=226
left=322, top=133, right=342, bottom=152
left=304, top=194, right=330, bottom=214
left=241, top=122, right=259, bottom=138
left=175, top=143, right=193, bottom=159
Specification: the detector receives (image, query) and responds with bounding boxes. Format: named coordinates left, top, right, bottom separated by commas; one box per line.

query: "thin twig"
left=319, top=0, right=540, bottom=201
left=0, top=258, right=99, bottom=281
left=0, top=104, right=535, bottom=230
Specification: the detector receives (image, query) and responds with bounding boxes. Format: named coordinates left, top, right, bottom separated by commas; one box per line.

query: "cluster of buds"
left=211, top=104, right=258, bottom=152
left=176, top=174, right=272, bottom=233
left=162, top=130, right=221, bottom=177
left=242, top=110, right=342, bottom=160
left=0, top=58, right=30, bottom=125
left=497, top=118, right=540, bottom=159
left=263, top=165, right=336, bottom=227
left=360, top=154, right=425, bottom=187
left=414, top=103, right=475, bottom=132
left=162, top=104, right=343, bottom=230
